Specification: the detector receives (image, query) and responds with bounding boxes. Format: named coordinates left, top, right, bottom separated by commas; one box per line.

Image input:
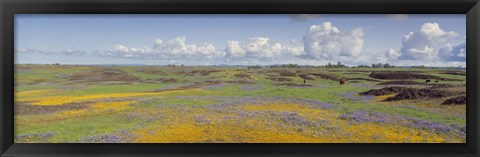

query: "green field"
left=14, top=64, right=466, bottom=143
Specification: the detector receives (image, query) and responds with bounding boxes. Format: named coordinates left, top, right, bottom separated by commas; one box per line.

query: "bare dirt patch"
left=262, top=69, right=297, bottom=77
left=441, top=96, right=466, bottom=105
left=192, top=69, right=224, bottom=76
left=298, top=74, right=315, bottom=80
left=277, top=70, right=297, bottom=77
left=70, top=69, right=140, bottom=83
left=266, top=76, right=293, bottom=82
left=308, top=72, right=340, bottom=81
left=359, top=86, right=408, bottom=96
left=144, top=78, right=178, bottom=83
left=226, top=78, right=254, bottom=84
left=369, top=71, right=457, bottom=81
left=234, top=73, right=254, bottom=79
left=384, top=88, right=455, bottom=101
left=429, top=84, right=465, bottom=89
left=25, top=78, right=49, bottom=85
left=135, top=67, right=167, bottom=75
left=177, top=69, right=224, bottom=76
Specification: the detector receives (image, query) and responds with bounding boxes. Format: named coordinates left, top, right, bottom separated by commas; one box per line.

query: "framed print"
left=1, top=0, right=479, bottom=156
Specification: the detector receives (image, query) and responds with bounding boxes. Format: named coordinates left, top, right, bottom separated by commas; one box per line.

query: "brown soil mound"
left=384, top=88, right=454, bottom=101
left=261, top=69, right=297, bottom=77
left=308, top=72, right=339, bottom=81
left=441, top=96, right=466, bottom=105
left=135, top=67, right=167, bottom=75
left=276, top=83, right=312, bottom=87
left=429, top=84, right=465, bottom=89
left=347, top=78, right=382, bottom=82
left=157, top=78, right=178, bottom=83
left=204, top=80, right=222, bottom=84
left=378, top=80, right=425, bottom=85
left=277, top=70, right=297, bottom=77
left=298, top=74, right=315, bottom=80
left=234, top=73, right=254, bottom=79
left=70, top=69, right=140, bottom=83
left=359, top=86, right=408, bottom=96
left=369, top=71, right=452, bottom=80
left=226, top=78, right=253, bottom=84
left=192, top=69, right=224, bottom=76
left=143, top=78, right=178, bottom=84
left=266, top=76, right=293, bottom=82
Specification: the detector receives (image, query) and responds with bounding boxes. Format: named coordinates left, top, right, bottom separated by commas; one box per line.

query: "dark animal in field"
left=303, top=79, right=306, bottom=84
left=425, top=79, right=431, bottom=83
left=435, top=80, right=439, bottom=83
left=339, top=79, right=346, bottom=85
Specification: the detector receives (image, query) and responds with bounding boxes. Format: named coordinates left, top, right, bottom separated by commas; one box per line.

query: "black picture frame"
left=1, top=0, right=479, bottom=156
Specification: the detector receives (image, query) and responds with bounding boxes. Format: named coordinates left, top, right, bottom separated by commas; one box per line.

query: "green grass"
left=15, top=113, right=143, bottom=142
left=14, top=65, right=467, bottom=143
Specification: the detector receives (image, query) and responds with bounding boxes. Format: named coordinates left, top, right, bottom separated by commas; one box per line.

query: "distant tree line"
left=158, top=62, right=462, bottom=70
left=326, top=62, right=346, bottom=68
left=46, top=63, right=60, bottom=65
left=247, top=65, right=264, bottom=70
left=371, top=63, right=395, bottom=68
left=268, top=64, right=300, bottom=68
left=264, top=62, right=398, bottom=69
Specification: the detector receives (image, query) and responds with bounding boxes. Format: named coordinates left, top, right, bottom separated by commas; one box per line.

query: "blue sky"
left=15, top=14, right=466, bottom=66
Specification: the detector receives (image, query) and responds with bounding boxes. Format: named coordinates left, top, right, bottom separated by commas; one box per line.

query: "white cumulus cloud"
left=439, top=42, right=466, bottom=61
left=101, top=36, right=224, bottom=60
left=224, top=37, right=285, bottom=60
left=225, top=40, right=246, bottom=59
left=303, top=22, right=364, bottom=60
left=374, top=49, right=401, bottom=64
left=399, top=22, right=459, bottom=61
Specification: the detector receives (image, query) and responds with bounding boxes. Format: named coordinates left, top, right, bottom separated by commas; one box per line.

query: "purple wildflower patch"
left=240, top=85, right=264, bottom=91
left=339, top=92, right=375, bottom=102
left=338, top=110, right=462, bottom=135
left=194, top=115, right=211, bottom=124
left=15, top=131, right=57, bottom=143
left=78, top=129, right=134, bottom=143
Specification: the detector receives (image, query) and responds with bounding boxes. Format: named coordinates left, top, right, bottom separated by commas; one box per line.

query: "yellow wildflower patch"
left=91, top=100, right=137, bottom=112
left=22, top=88, right=204, bottom=106
left=133, top=119, right=449, bottom=143
left=130, top=103, right=455, bottom=143
left=375, top=94, right=396, bottom=101
left=341, top=123, right=446, bottom=143
left=16, top=90, right=52, bottom=97
left=238, top=103, right=340, bottom=121
left=134, top=123, right=321, bottom=143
